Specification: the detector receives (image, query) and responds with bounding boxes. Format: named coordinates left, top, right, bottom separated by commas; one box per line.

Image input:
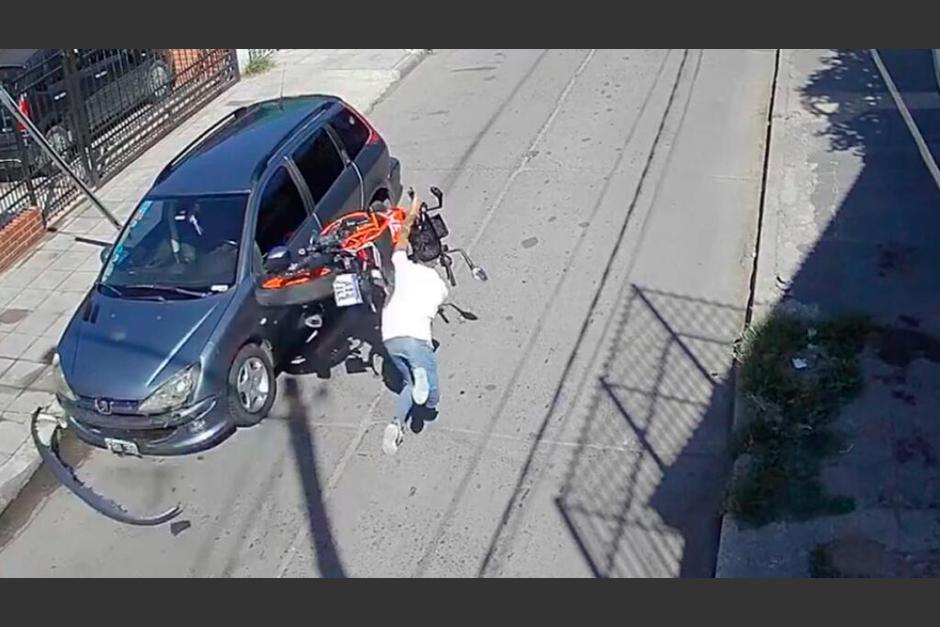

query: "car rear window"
left=291, top=129, right=344, bottom=204
left=330, top=107, right=370, bottom=159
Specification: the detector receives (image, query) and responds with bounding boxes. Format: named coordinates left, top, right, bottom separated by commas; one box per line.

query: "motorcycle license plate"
left=332, top=274, right=363, bottom=307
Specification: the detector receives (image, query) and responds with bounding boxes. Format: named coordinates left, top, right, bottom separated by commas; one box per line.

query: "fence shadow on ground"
left=556, top=285, right=742, bottom=577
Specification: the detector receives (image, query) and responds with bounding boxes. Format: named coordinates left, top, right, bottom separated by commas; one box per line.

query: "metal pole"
left=0, top=83, right=121, bottom=230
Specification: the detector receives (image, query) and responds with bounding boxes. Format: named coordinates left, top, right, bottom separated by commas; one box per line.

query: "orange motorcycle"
left=257, top=185, right=487, bottom=320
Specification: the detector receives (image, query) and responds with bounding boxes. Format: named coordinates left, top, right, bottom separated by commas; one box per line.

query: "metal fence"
left=248, top=49, right=278, bottom=63
left=0, top=48, right=239, bottom=228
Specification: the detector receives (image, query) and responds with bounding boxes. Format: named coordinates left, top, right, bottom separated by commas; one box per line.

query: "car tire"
left=370, top=198, right=395, bottom=294
left=39, top=124, right=90, bottom=183
left=934, top=50, right=940, bottom=94
left=227, top=343, right=277, bottom=427
left=148, top=59, right=173, bottom=102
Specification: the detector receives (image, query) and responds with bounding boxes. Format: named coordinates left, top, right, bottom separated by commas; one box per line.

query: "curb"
left=361, top=49, right=431, bottom=116
left=0, top=437, right=41, bottom=517
left=715, top=50, right=790, bottom=578
left=394, top=49, right=431, bottom=81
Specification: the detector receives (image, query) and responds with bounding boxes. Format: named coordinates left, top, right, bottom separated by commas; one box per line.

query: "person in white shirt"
left=381, top=191, right=449, bottom=455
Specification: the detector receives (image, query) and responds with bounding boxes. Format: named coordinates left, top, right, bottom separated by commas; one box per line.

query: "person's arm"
left=394, top=191, right=422, bottom=253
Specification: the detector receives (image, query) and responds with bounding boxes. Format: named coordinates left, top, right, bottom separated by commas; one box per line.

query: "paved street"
left=0, top=49, right=775, bottom=577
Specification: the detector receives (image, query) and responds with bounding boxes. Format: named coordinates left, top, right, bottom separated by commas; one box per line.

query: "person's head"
left=408, top=250, right=439, bottom=269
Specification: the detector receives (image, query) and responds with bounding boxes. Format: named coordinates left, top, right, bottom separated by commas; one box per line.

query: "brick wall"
left=0, top=208, right=45, bottom=272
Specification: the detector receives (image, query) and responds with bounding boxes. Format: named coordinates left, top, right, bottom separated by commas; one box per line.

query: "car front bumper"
left=59, top=394, right=235, bottom=456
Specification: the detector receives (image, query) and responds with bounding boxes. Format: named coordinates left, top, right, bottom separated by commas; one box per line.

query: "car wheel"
left=148, top=59, right=172, bottom=102
left=40, top=124, right=89, bottom=183
left=934, top=50, right=940, bottom=94
left=227, top=343, right=277, bottom=427
left=370, top=198, right=395, bottom=294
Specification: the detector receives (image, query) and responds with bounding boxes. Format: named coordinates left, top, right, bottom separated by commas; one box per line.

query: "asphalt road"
left=0, top=49, right=775, bottom=577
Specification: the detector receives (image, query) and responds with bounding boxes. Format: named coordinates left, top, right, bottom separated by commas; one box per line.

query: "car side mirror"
left=263, top=246, right=291, bottom=274
left=99, top=245, right=112, bottom=264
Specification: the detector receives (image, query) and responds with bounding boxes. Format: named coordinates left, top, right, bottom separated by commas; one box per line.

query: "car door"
left=245, top=162, right=316, bottom=348
left=76, top=49, right=114, bottom=132
left=253, top=162, right=314, bottom=262
left=289, top=127, right=362, bottom=238
left=103, top=49, right=152, bottom=120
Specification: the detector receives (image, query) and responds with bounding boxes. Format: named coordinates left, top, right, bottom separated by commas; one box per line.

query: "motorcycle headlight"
left=52, top=353, right=77, bottom=402
left=138, top=364, right=200, bottom=414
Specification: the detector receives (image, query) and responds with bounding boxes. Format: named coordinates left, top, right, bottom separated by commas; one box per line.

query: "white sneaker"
left=412, top=367, right=430, bottom=405
left=382, top=422, right=403, bottom=455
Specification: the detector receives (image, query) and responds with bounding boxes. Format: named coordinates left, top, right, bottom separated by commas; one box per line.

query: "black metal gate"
left=0, top=48, right=239, bottom=228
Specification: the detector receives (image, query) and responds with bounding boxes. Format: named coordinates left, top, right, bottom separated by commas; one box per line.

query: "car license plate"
left=104, top=437, right=140, bottom=457
left=332, top=274, right=363, bottom=308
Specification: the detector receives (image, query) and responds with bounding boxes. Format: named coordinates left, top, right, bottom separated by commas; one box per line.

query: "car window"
left=255, top=166, right=308, bottom=256
left=101, top=194, right=247, bottom=292
left=291, top=129, right=344, bottom=204
left=330, top=107, right=370, bottom=159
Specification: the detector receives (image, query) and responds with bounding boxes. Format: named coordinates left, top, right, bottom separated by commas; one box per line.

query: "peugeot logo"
left=95, top=399, right=112, bottom=415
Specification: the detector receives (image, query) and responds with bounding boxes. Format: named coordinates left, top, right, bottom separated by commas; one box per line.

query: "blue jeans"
left=384, top=336, right=439, bottom=427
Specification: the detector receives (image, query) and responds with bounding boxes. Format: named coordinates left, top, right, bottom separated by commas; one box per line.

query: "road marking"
left=465, top=49, right=598, bottom=254
left=869, top=49, right=940, bottom=192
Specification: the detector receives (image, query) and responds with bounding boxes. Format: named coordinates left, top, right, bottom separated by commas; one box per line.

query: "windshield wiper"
left=122, top=284, right=211, bottom=298
left=97, top=283, right=124, bottom=297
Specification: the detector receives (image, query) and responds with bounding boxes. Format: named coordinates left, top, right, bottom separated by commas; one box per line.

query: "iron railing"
left=0, top=48, right=239, bottom=228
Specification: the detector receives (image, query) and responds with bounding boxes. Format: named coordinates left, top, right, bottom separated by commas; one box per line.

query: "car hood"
left=59, top=289, right=232, bottom=400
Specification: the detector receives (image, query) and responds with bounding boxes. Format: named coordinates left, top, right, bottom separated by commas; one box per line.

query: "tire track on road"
left=478, top=50, right=705, bottom=577
left=273, top=49, right=570, bottom=577
left=411, top=49, right=686, bottom=577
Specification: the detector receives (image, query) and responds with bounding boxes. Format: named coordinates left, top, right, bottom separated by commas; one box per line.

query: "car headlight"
left=52, top=353, right=77, bottom=402
left=138, top=364, right=200, bottom=414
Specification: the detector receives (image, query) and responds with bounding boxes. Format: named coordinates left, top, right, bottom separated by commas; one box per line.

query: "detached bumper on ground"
left=30, top=406, right=183, bottom=526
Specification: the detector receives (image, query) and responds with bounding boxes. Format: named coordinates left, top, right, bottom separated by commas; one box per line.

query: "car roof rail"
left=155, top=106, right=248, bottom=182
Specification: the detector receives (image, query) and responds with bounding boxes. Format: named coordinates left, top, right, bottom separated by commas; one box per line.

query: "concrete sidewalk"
left=0, top=48, right=428, bottom=515
left=716, top=49, right=940, bottom=577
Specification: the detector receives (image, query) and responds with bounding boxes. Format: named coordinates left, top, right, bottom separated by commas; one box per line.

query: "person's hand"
left=408, top=191, right=422, bottom=218
left=395, top=187, right=422, bottom=252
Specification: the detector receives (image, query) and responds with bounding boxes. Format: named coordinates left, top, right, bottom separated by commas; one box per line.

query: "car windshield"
left=101, top=194, right=247, bottom=294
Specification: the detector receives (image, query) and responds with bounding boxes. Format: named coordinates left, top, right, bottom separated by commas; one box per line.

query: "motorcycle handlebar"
left=408, top=186, right=443, bottom=213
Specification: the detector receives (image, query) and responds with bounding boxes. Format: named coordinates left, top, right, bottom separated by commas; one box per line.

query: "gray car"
left=52, top=94, right=401, bottom=457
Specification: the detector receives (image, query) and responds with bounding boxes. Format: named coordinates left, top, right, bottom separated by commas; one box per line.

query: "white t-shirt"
left=381, top=251, right=448, bottom=342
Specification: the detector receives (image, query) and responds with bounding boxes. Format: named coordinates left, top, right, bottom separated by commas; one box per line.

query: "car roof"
left=147, top=94, right=338, bottom=198
left=0, top=49, right=40, bottom=70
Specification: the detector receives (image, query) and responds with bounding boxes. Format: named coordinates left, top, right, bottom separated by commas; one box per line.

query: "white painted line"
left=869, top=49, right=940, bottom=192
